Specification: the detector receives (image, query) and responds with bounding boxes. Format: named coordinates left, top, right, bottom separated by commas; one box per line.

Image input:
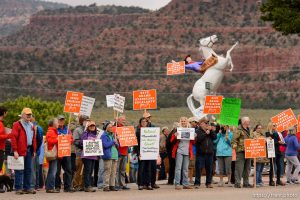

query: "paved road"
left=2, top=180, right=300, bottom=200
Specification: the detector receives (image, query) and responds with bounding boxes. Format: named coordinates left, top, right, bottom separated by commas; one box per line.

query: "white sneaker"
left=292, top=180, right=299, bottom=184
left=227, top=183, right=233, bottom=187
left=218, top=181, right=224, bottom=187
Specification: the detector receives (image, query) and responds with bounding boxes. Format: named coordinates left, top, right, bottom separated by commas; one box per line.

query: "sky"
left=45, top=0, right=172, bottom=10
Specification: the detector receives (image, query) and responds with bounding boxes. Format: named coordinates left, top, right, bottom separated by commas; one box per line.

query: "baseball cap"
left=21, top=108, right=32, bottom=115
left=57, top=115, right=65, bottom=120
left=143, top=111, right=151, bottom=118
left=188, top=117, right=198, bottom=123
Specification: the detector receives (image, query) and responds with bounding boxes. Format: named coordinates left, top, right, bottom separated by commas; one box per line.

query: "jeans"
left=286, top=156, right=300, bottom=182
left=46, top=159, right=58, bottom=190
left=150, top=160, right=157, bottom=186
left=31, top=155, right=40, bottom=189
left=137, top=160, right=151, bottom=186
left=167, top=153, right=176, bottom=184
left=38, top=164, right=44, bottom=188
left=194, top=154, right=213, bottom=186
left=235, top=152, right=251, bottom=186
left=0, top=150, right=4, bottom=171
left=15, top=147, right=33, bottom=191
left=97, top=158, right=105, bottom=188
left=158, top=152, right=167, bottom=180
left=115, top=155, right=127, bottom=187
left=174, top=153, right=189, bottom=186
left=71, top=153, right=76, bottom=178
left=55, top=156, right=72, bottom=190
left=82, top=158, right=95, bottom=188
left=256, top=163, right=264, bottom=185
left=269, top=154, right=282, bottom=183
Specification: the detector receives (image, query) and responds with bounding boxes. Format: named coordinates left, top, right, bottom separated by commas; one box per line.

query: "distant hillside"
left=0, top=0, right=299, bottom=109
left=0, top=0, right=68, bottom=37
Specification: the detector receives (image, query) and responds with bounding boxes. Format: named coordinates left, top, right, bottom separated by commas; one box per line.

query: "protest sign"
left=177, top=128, right=195, bottom=140
left=266, top=138, right=275, bottom=158
left=113, top=94, right=125, bottom=113
left=79, top=96, right=95, bottom=117
left=220, top=98, right=241, bottom=126
left=83, top=140, right=103, bottom=156
left=116, top=126, right=137, bottom=147
left=203, top=95, right=223, bottom=114
left=133, top=89, right=157, bottom=110
left=106, top=95, right=115, bottom=108
left=244, top=139, right=266, bottom=159
left=64, top=91, right=83, bottom=113
left=58, top=135, right=71, bottom=158
left=140, top=127, right=160, bottom=160
left=297, top=115, right=300, bottom=132
left=167, top=61, right=185, bottom=75
left=7, top=156, right=24, bottom=170
left=271, top=108, right=297, bottom=132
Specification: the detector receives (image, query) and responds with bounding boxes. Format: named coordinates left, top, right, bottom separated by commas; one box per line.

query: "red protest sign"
left=64, top=91, right=83, bottom=113
left=297, top=116, right=300, bottom=132
left=167, top=61, right=185, bottom=75
left=58, top=135, right=71, bottom=157
left=133, top=89, right=157, bottom=110
left=203, top=95, right=223, bottom=114
left=271, top=108, right=297, bottom=132
left=116, top=126, right=137, bottom=147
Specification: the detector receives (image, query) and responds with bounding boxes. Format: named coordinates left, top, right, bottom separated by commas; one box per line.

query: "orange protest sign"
left=203, top=95, right=223, bottom=114
left=298, top=116, right=300, bottom=132
left=244, top=139, right=266, bottom=159
left=167, top=61, right=185, bottom=75
left=133, top=89, right=157, bottom=110
left=63, top=91, right=83, bottom=113
left=116, top=126, right=138, bottom=147
left=58, top=135, right=71, bottom=158
left=271, top=108, right=297, bottom=132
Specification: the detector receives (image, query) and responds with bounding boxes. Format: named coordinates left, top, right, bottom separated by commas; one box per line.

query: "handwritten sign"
left=7, top=156, right=24, bottom=170
left=220, top=98, right=241, bottom=126
left=177, top=128, right=195, bottom=140
left=64, top=91, right=84, bottom=113
left=271, top=108, right=297, bottom=132
left=116, top=126, right=138, bottom=147
left=140, top=127, right=160, bottom=160
left=244, top=139, right=266, bottom=159
left=106, top=95, right=115, bottom=108
left=113, top=94, right=125, bottom=113
left=58, top=135, right=71, bottom=158
left=83, top=140, right=103, bottom=156
left=79, top=96, right=95, bottom=117
left=133, top=89, right=157, bottom=110
left=203, top=95, right=223, bottom=114
left=266, top=138, right=275, bottom=158
left=167, top=61, right=185, bottom=75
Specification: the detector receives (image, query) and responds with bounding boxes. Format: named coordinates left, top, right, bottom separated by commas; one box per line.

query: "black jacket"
left=195, top=127, right=217, bottom=156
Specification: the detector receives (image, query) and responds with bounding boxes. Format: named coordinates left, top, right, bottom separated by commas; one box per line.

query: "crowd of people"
left=0, top=106, right=300, bottom=195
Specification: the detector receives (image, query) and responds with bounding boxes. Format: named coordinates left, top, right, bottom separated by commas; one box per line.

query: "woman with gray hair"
left=284, top=126, right=300, bottom=184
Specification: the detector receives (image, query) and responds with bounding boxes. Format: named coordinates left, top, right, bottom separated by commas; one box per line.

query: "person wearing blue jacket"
left=214, top=125, right=233, bottom=187
left=101, top=121, right=119, bottom=192
left=284, top=126, right=300, bottom=184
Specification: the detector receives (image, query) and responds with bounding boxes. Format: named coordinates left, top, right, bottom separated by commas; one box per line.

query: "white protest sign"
left=140, top=127, right=160, bottom=160
left=278, top=132, right=285, bottom=144
left=83, top=140, right=103, bottom=156
left=106, top=95, right=115, bottom=108
left=113, top=94, right=125, bottom=113
left=7, top=156, right=24, bottom=170
left=80, top=96, right=95, bottom=117
left=266, top=138, right=275, bottom=158
left=177, top=128, right=195, bottom=140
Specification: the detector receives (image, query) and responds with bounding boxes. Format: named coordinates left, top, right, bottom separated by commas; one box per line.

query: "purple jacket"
left=80, top=130, right=98, bottom=160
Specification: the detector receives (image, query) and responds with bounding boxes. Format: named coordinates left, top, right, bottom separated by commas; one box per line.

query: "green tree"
left=260, top=0, right=300, bottom=35
left=0, top=96, right=65, bottom=132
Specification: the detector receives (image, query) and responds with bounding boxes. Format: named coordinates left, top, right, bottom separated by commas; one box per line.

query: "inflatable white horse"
left=187, top=35, right=239, bottom=119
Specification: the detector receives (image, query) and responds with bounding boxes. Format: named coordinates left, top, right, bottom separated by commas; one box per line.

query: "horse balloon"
left=187, top=35, right=239, bottom=119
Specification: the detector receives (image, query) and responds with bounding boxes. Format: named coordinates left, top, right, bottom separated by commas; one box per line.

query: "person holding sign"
left=231, top=117, right=253, bottom=188
left=10, top=108, right=37, bottom=195
left=284, top=126, right=300, bottom=184
left=80, top=121, right=98, bottom=192
left=265, top=122, right=285, bottom=186
left=171, top=117, right=194, bottom=190
left=45, top=118, right=60, bottom=193
left=101, top=122, right=119, bottom=192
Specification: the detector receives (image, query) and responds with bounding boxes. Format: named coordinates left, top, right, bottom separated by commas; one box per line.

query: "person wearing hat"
left=10, top=108, right=37, bottom=195
left=284, top=126, right=300, bottom=184
left=72, top=115, right=90, bottom=191
left=55, top=114, right=75, bottom=193
left=80, top=121, right=98, bottom=192
left=188, top=117, right=198, bottom=184
left=101, top=121, right=119, bottom=191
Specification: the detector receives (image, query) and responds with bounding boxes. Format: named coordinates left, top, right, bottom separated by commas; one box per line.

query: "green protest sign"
left=220, top=98, right=241, bottom=126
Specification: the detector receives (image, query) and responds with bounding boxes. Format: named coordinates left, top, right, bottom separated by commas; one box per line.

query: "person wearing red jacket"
left=10, top=108, right=37, bottom=195
left=0, top=106, right=9, bottom=193
left=45, top=118, right=60, bottom=193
